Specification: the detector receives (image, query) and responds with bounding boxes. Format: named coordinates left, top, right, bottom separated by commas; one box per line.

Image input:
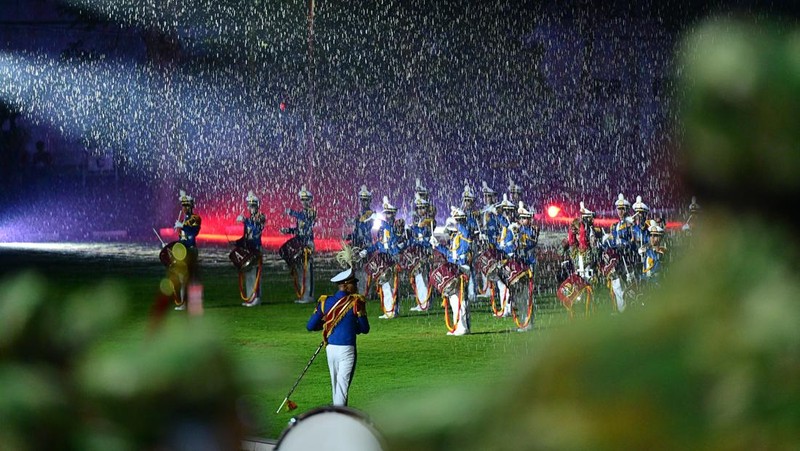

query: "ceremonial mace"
left=276, top=340, right=325, bottom=413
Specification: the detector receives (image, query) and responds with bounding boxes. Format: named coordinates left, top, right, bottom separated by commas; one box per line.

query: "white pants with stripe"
left=326, top=344, right=357, bottom=406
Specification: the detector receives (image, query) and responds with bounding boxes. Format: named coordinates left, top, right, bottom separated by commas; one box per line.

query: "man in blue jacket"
left=307, top=268, right=370, bottom=406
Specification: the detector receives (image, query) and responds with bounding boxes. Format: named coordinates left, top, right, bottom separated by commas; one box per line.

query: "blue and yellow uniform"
left=283, top=186, right=317, bottom=303
left=306, top=268, right=370, bottom=406
left=433, top=221, right=472, bottom=266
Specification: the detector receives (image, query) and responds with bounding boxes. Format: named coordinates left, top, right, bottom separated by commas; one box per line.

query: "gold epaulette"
left=359, top=210, right=374, bottom=222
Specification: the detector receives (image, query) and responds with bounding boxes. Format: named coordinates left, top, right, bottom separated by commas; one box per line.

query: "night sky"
left=1, top=0, right=796, bottom=242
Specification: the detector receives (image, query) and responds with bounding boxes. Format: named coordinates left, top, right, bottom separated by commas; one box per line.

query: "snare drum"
left=557, top=273, right=589, bottom=308
left=396, top=245, right=427, bottom=272
left=429, top=262, right=462, bottom=295
left=364, top=252, right=394, bottom=280
left=159, top=241, right=185, bottom=267
left=473, top=247, right=503, bottom=280
left=279, top=236, right=305, bottom=266
left=275, top=406, right=384, bottom=451
left=502, top=259, right=530, bottom=286
left=229, top=246, right=259, bottom=271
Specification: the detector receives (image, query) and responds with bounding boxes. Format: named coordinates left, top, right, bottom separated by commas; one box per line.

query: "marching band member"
left=511, top=201, right=538, bottom=331
left=567, top=201, right=601, bottom=282
left=631, top=195, right=651, bottom=248
left=507, top=178, right=523, bottom=205
left=408, top=193, right=435, bottom=312
left=281, top=186, right=317, bottom=304
left=640, top=221, right=667, bottom=283
left=481, top=181, right=500, bottom=245
left=682, top=196, right=701, bottom=233
left=414, top=178, right=437, bottom=224
left=461, top=182, right=480, bottom=303
left=345, top=185, right=374, bottom=296
left=602, top=194, right=635, bottom=312
left=494, top=195, right=517, bottom=317
left=429, top=209, right=472, bottom=336
left=172, top=189, right=202, bottom=311
left=360, top=196, right=400, bottom=319
left=306, top=267, right=370, bottom=406
left=233, top=191, right=265, bottom=307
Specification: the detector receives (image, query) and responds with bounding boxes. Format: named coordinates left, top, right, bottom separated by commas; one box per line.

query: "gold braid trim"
left=322, top=294, right=359, bottom=344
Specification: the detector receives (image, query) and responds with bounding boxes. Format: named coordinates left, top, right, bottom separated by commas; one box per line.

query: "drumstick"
left=152, top=228, right=166, bottom=248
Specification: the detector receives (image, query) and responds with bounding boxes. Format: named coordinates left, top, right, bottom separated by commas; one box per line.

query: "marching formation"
left=157, top=183, right=699, bottom=335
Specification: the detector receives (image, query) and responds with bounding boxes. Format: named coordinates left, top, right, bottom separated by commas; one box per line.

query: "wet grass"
left=0, top=245, right=612, bottom=439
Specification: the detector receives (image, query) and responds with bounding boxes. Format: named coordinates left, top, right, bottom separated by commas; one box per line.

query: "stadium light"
left=546, top=205, right=561, bottom=218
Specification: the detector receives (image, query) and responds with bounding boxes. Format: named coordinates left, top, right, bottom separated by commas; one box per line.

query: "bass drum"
left=364, top=252, right=395, bottom=281
left=279, top=236, right=305, bottom=266
left=229, top=246, right=259, bottom=271
left=275, top=406, right=384, bottom=451
left=429, top=262, right=461, bottom=295
left=159, top=241, right=186, bottom=267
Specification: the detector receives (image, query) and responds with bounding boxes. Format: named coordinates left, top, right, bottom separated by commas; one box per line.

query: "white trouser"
left=414, top=272, right=429, bottom=307
left=244, top=258, right=261, bottom=300
left=355, top=266, right=367, bottom=297
left=326, top=344, right=357, bottom=406
left=497, top=280, right=511, bottom=316
left=512, top=283, right=530, bottom=325
left=293, top=256, right=314, bottom=301
left=611, top=277, right=625, bottom=312
left=448, top=293, right=470, bottom=334
left=381, top=280, right=395, bottom=316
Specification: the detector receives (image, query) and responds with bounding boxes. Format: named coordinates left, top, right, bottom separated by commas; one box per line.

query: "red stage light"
left=546, top=205, right=561, bottom=218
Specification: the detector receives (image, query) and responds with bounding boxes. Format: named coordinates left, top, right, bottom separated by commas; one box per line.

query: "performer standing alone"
left=233, top=191, right=265, bottom=307
left=306, top=268, right=370, bottom=406
left=281, top=186, right=317, bottom=304
left=172, top=189, right=201, bottom=311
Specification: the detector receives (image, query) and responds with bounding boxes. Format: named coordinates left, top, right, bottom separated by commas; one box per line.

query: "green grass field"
left=0, top=245, right=602, bottom=440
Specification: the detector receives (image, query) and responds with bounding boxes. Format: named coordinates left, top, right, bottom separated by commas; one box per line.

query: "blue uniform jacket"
left=179, top=213, right=201, bottom=248
left=433, top=224, right=472, bottom=265
left=307, top=290, right=370, bottom=346
left=366, top=219, right=399, bottom=256
left=237, top=213, right=265, bottom=251
left=347, top=208, right=374, bottom=249
left=287, top=207, right=316, bottom=245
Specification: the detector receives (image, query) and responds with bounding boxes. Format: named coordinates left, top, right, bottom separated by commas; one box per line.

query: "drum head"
left=171, top=242, right=187, bottom=261
left=276, top=406, right=384, bottom=451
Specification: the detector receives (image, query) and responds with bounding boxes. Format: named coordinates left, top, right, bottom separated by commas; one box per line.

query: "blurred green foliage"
left=0, top=272, right=261, bottom=451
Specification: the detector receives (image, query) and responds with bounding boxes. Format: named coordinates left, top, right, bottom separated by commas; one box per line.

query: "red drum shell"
left=159, top=241, right=178, bottom=267
left=229, top=246, right=259, bottom=271
left=474, top=247, right=504, bottom=279
left=429, top=262, right=461, bottom=294
left=279, top=237, right=305, bottom=266
left=396, top=246, right=427, bottom=272
left=557, top=273, right=589, bottom=307
left=503, top=259, right=530, bottom=286
left=364, top=252, right=394, bottom=280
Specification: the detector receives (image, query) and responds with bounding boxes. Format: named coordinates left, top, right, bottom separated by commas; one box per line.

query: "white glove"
left=682, top=223, right=690, bottom=231
left=417, top=233, right=424, bottom=240
left=429, top=236, right=438, bottom=247
left=236, top=215, right=245, bottom=223
left=459, top=264, right=470, bottom=274
left=174, top=220, right=183, bottom=229
left=602, top=233, right=612, bottom=244
left=508, top=252, right=515, bottom=258
left=479, top=233, right=487, bottom=241
left=638, top=246, right=647, bottom=256
left=359, top=249, right=368, bottom=258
